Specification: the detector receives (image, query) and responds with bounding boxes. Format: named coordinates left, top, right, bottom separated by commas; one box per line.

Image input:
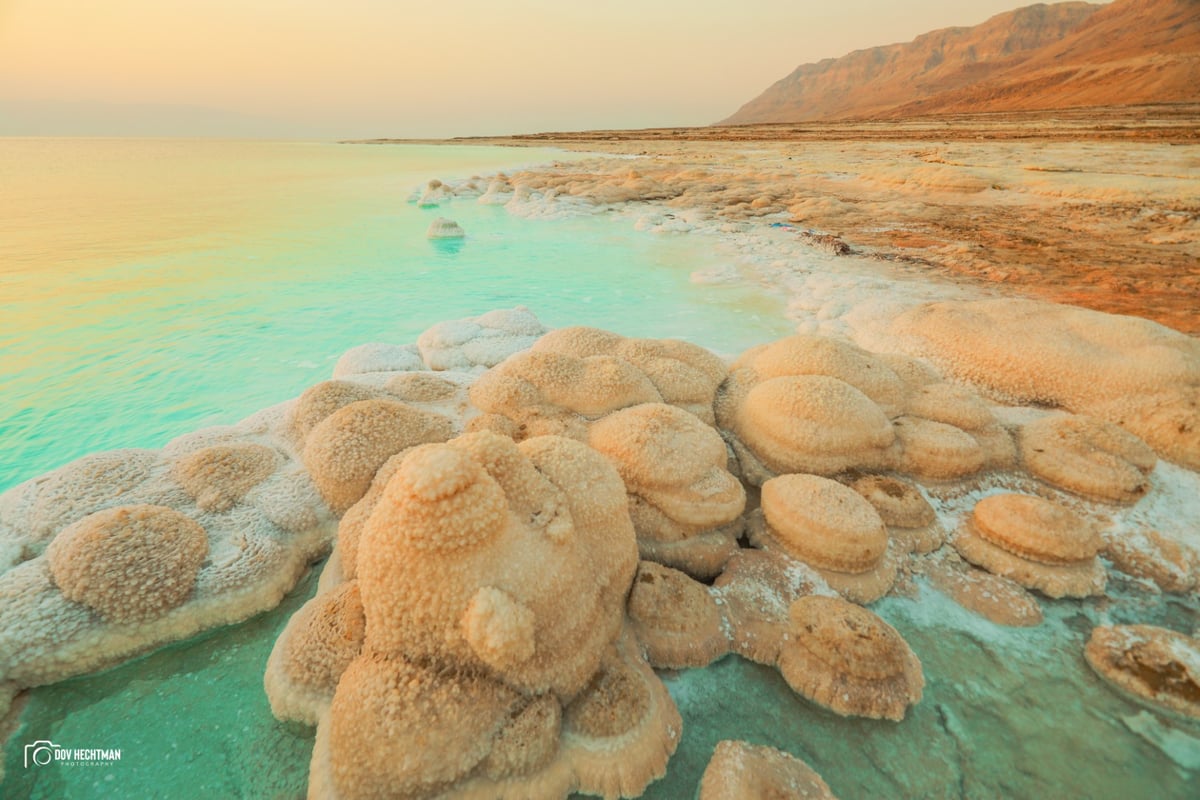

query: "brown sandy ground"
left=356, top=106, right=1200, bottom=333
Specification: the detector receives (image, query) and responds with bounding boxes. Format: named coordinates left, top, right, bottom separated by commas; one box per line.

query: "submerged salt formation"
left=777, top=595, right=924, bottom=721
left=698, top=740, right=839, bottom=800
left=1085, top=625, right=1200, bottom=721
left=426, top=216, right=465, bottom=239
left=266, top=431, right=681, bottom=799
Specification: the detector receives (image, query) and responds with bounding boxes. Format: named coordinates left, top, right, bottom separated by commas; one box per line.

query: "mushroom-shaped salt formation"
left=46, top=505, right=208, bottom=623
left=699, top=740, right=839, bottom=800
left=416, top=178, right=449, bottom=207
left=751, top=474, right=899, bottom=604
left=627, top=561, right=730, bottom=669
left=1104, top=528, right=1198, bottom=594
left=850, top=475, right=945, bottom=555
left=886, top=298, right=1200, bottom=470
left=301, top=398, right=454, bottom=514
left=532, top=326, right=728, bottom=425
left=715, top=336, right=903, bottom=482
left=777, top=595, right=924, bottom=721
left=287, top=380, right=389, bottom=445
left=172, top=443, right=280, bottom=513
left=417, top=306, right=548, bottom=371
left=903, top=382, right=1016, bottom=470
left=1085, top=625, right=1200, bottom=720
left=890, top=416, right=987, bottom=480
left=588, top=403, right=745, bottom=579
left=268, top=431, right=681, bottom=798
left=1018, top=413, right=1157, bottom=503
left=426, top=216, right=465, bottom=239
left=953, top=493, right=1106, bottom=598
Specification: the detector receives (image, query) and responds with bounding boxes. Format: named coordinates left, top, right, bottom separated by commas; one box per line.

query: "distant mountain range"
left=720, top=0, right=1200, bottom=124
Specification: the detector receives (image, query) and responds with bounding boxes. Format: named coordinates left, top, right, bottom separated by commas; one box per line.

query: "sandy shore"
left=359, top=105, right=1200, bottom=333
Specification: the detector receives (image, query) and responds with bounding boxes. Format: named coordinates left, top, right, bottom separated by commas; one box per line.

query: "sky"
left=0, top=0, right=1107, bottom=138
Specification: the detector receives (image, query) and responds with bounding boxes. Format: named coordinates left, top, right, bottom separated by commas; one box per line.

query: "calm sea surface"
left=0, top=138, right=787, bottom=492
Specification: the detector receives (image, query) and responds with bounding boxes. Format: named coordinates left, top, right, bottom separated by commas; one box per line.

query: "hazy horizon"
left=0, top=0, right=1112, bottom=139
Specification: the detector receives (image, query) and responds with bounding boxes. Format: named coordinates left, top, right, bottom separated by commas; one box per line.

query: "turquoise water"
left=0, top=138, right=787, bottom=494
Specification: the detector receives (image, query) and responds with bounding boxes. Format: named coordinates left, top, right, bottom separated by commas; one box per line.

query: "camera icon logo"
left=24, top=740, right=58, bottom=768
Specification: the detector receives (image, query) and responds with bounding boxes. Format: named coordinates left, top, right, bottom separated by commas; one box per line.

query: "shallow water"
left=0, top=138, right=788, bottom=494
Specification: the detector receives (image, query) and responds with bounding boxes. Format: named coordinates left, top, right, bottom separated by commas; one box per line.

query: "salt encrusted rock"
left=626, top=561, right=730, bottom=669
left=887, top=298, right=1200, bottom=469
left=1019, top=412, right=1157, bottom=503
left=777, top=595, right=924, bottom=721
left=849, top=475, right=945, bottom=555
left=752, top=474, right=899, bottom=604
left=1085, top=625, right=1200, bottom=720
left=273, top=431, right=681, bottom=799
left=953, top=493, right=1106, bottom=598
left=173, top=443, right=280, bottom=513
left=426, top=216, right=465, bottom=239
left=332, top=342, right=423, bottom=379
left=301, top=398, right=454, bottom=514
left=1104, top=528, right=1198, bottom=594
left=588, top=403, right=745, bottom=578
left=418, top=306, right=548, bottom=371
left=46, top=505, right=207, bottom=624
left=699, top=740, right=839, bottom=800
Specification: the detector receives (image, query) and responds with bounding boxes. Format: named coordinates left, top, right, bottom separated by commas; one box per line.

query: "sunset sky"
left=0, top=0, right=1106, bottom=138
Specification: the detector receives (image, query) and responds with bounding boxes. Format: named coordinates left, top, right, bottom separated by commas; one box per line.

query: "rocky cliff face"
left=721, top=0, right=1198, bottom=123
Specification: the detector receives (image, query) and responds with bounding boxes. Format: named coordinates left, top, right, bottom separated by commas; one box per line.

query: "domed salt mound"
left=46, top=505, right=208, bottom=623
left=736, top=334, right=910, bottom=416
left=288, top=380, right=387, bottom=445
left=426, top=216, right=465, bottom=239
left=849, top=475, right=945, bottom=555
left=173, top=443, right=280, bottom=513
left=1103, top=528, right=1198, bottom=595
left=588, top=403, right=745, bottom=578
left=954, top=493, right=1106, bottom=598
left=331, top=342, right=423, bottom=379
left=417, top=306, right=547, bottom=371
left=264, top=581, right=365, bottom=725
left=301, top=398, right=454, bottom=514
left=777, top=595, right=924, bottom=721
left=904, top=382, right=995, bottom=431
left=753, top=474, right=898, bottom=604
left=533, top=326, right=727, bottom=424
left=1019, top=413, right=1157, bottom=503
left=626, top=561, right=730, bottom=669
left=385, top=371, right=460, bottom=403
left=891, top=416, right=987, bottom=480
left=1085, top=625, right=1200, bottom=720
left=725, top=375, right=895, bottom=480
left=887, top=298, right=1200, bottom=470
left=699, top=740, right=839, bottom=800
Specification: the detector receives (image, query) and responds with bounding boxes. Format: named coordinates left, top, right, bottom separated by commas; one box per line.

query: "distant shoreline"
left=343, top=104, right=1200, bottom=148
